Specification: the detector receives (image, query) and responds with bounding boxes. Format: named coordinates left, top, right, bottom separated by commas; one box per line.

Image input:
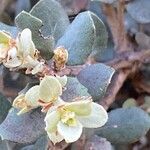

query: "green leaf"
left=127, top=0, right=150, bottom=24
left=122, top=98, right=137, bottom=108
left=30, top=0, right=70, bottom=42
left=0, top=22, right=18, bottom=38
left=57, top=11, right=108, bottom=65
left=21, top=135, right=48, bottom=150
left=61, top=77, right=90, bottom=102
left=15, top=11, right=54, bottom=59
left=19, top=81, right=39, bottom=95
left=91, top=0, right=116, bottom=4
left=0, top=108, right=45, bottom=144
left=0, top=93, right=11, bottom=124
left=97, top=108, right=150, bottom=144
left=77, top=63, right=115, bottom=101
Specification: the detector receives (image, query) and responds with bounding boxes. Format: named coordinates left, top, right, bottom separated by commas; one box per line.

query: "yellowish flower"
left=13, top=85, right=40, bottom=115
left=45, top=97, right=108, bottom=144
left=0, top=28, right=44, bottom=74
left=13, top=75, right=67, bottom=114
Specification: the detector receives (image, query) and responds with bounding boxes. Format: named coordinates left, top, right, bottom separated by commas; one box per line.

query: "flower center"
left=61, top=110, right=77, bottom=126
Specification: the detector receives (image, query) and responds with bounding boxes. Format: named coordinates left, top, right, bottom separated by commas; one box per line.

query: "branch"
left=106, top=49, right=150, bottom=69
left=47, top=141, right=69, bottom=150
left=0, top=0, right=11, bottom=19
left=102, top=1, right=130, bottom=52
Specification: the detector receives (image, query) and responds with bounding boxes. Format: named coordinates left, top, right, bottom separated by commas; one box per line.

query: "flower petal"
left=56, top=75, right=67, bottom=87
left=76, top=102, right=108, bottom=128
left=31, top=62, right=44, bottom=75
left=12, top=94, right=25, bottom=108
left=4, top=57, right=22, bottom=68
left=45, top=110, right=60, bottom=133
left=47, top=132, right=64, bottom=145
left=39, top=76, right=62, bottom=103
left=17, top=28, right=35, bottom=57
left=4, top=47, right=22, bottom=68
left=64, top=98, right=92, bottom=116
left=0, top=44, right=9, bottom=59
left=0, top=31, right=11, bottom=43
left=57, top=121, right=83, bottom=143
left=25, top=85, right=40, bottom=107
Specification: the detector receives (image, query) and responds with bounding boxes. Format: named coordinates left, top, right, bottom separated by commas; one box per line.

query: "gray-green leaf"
left=91, top=0, right=116, bottom=4
left=77, top=63, right=115, bottom=101
left=15, top=11, right=54, bottom=59
left=57, top=11, right=108, bottom=65
left=0, top=93, right=11, bottom=124
left=61, top=77, right=90, bottom=102
left=0, top=22, right=18, bottom=38
left=97, top=107, right=150, bottom=144
left=30, top=0, right=70, bottom=42
left=0, top=108, right=45, bottom=144
left=127, top=0, right=150, bottom=24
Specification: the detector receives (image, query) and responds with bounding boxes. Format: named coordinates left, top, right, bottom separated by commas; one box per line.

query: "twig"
left=102, top=1, right=130, bottom=52
left=47, top=141, right=69, bottom=150
left=0, top=0, right=11, bottom=19
left=107, top=49, right=150, bottom=69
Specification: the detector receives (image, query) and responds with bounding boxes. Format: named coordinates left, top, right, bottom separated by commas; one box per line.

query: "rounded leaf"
left=127, top=0, right=150, bottom=24
left=97, top=108, right=150, bottom=144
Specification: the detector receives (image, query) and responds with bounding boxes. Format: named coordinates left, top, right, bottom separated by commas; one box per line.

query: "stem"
left=102, top=0, right=130, bottom=52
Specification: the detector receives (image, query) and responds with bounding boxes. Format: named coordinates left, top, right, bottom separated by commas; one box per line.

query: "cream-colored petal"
left=47, top=132, right=64, bottom=145
left=12, top=94, right=25, bottom=108
left=16, top=28, right=36, bottom=59
left=19, top=28, right=35, bottom=57
left=31, top=62, right=44, bottom=75
left=17, top=106, right=31, bottom=115
left=46, top=97, right=66, bottom=114
left=25, top=85, right=40, bottom=107
left=39, top=76, right=62, bottom=103
left=20, top=55, right=38, bottom=68
left=57, top=121, right=83, bottom=143
left=77, top=102, right=108, bottom=128
left=56, top=75, right=67, bottom=87
left=64, top=98, right=92, bottom=116
left=4, top=57, right=22, bottom=68
left=0, top=31, right=11, bottom=43
left=0, top=44, right=8, bottom=59
left=45, top=110, right=60, bottom=133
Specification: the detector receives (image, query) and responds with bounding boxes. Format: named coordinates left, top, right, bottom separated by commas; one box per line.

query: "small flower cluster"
left=0, top=28, right=44, bottom=74
left=13, top=75, right=108, bottom=144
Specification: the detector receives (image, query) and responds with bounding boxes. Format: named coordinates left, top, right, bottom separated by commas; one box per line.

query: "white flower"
left=45, top=98, right=108, bottom=144
left=13, top=85, right=40, bottom=115
left=0, top=28, right=44, bottom=74
left=0, top=31, right=13, bottom=61
left=13, top=75, right=67, bottom=114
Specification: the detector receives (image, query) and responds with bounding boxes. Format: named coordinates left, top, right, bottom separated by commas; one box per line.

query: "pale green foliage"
left=122, top=98, right=137, bottom=108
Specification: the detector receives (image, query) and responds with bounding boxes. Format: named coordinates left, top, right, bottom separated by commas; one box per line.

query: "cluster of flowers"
left=13, top=75, right=108, bottom=144
left=0, top=28, right=44, bottom=74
